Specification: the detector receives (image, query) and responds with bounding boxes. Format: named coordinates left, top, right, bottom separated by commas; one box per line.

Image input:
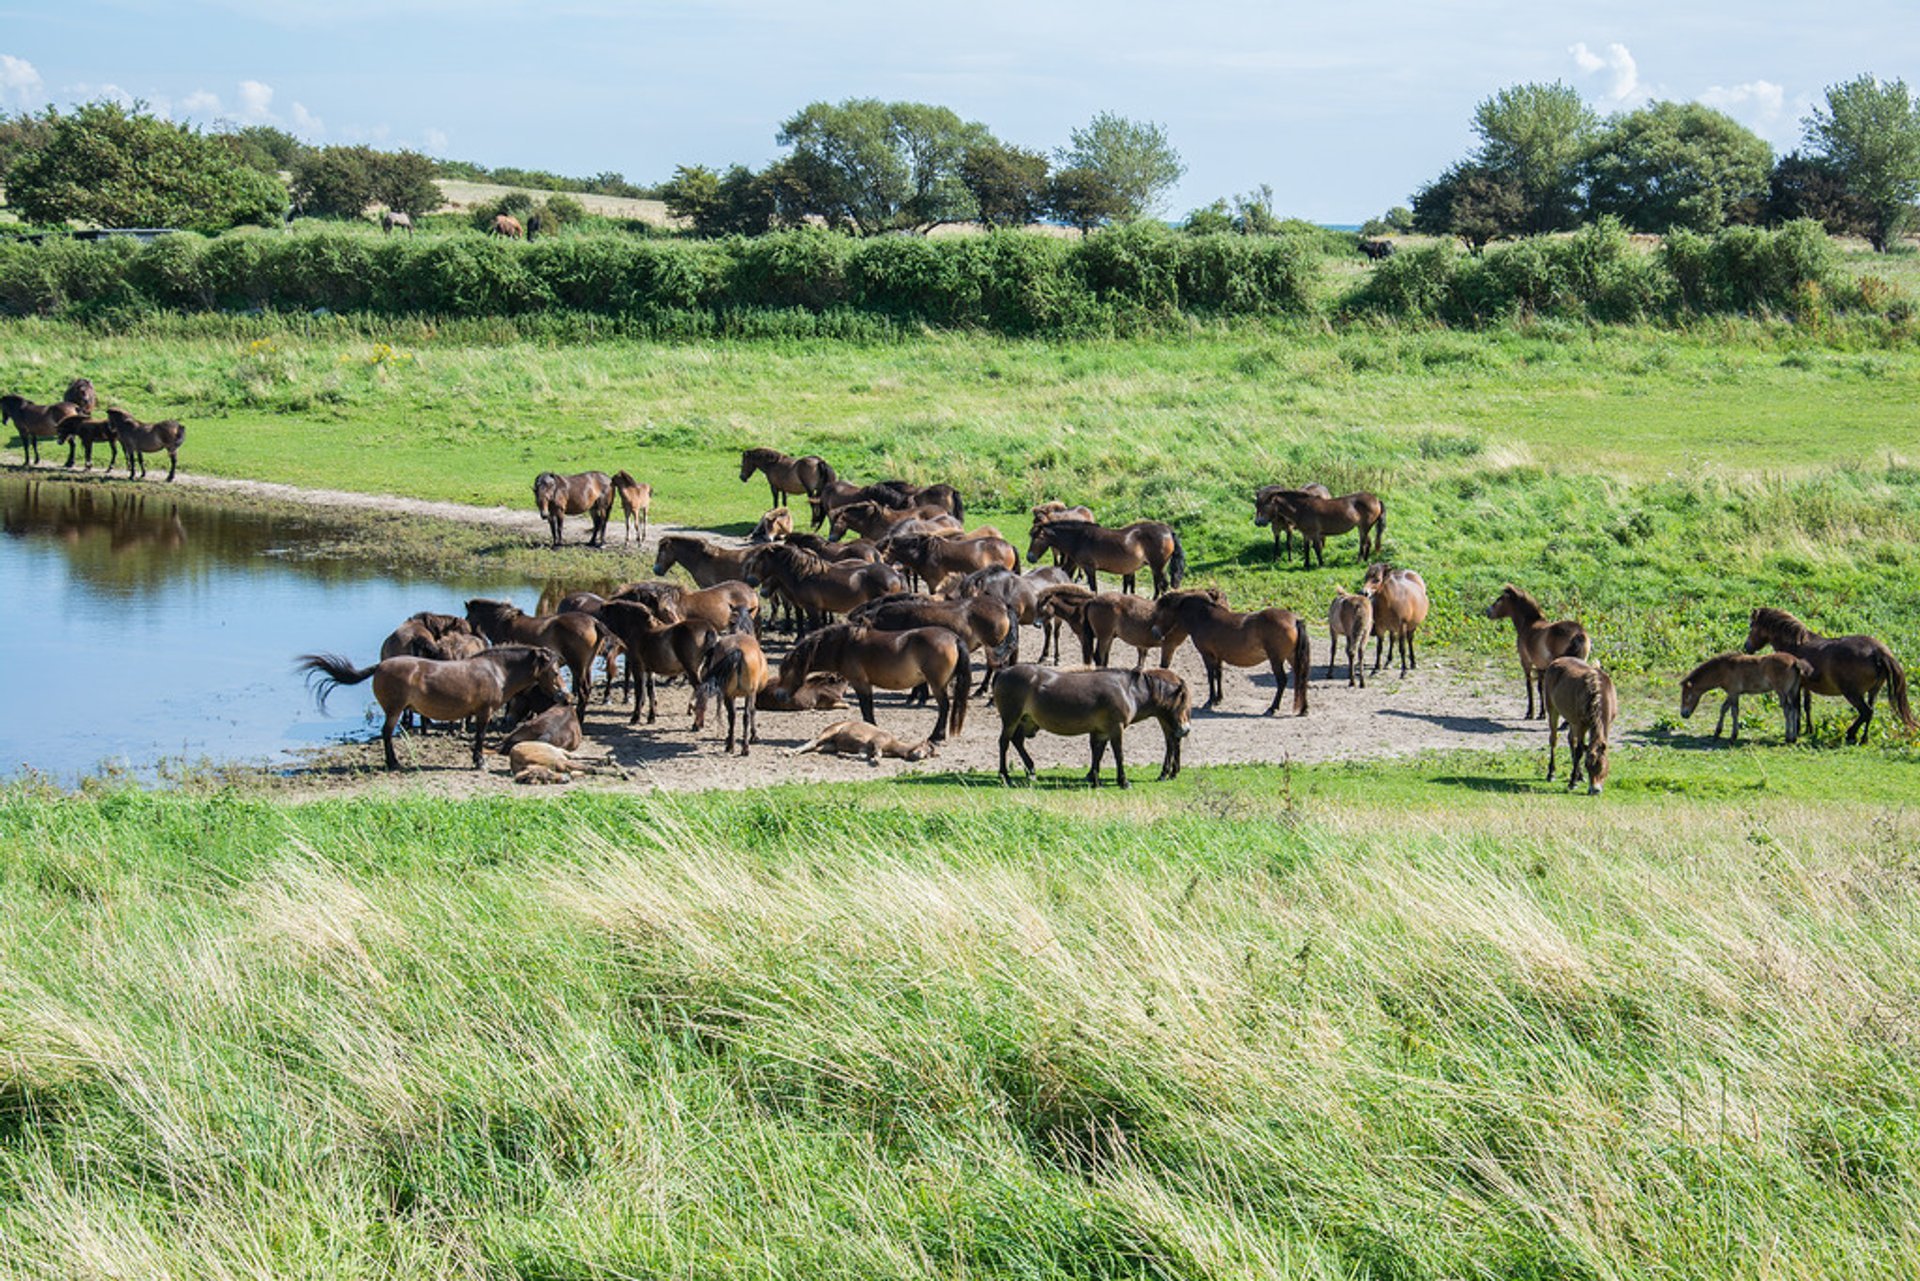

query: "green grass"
left=3, top=759, right=1918, bottom=1278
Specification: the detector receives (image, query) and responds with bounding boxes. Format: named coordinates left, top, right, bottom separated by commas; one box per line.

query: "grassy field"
left=2, top=755, right=1917, bottom=1278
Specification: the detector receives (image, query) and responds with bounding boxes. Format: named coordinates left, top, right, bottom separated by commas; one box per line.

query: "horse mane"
left=1679, top=655, right=1724, bottom=687
left=1750, top=607, right=1811, bottom=643
left=1583, top=668, right=1614, bottom=739
left=611, top=469, right=636, bottom=487
left=1136, top=667, right=1188, bottom=715
left=742, top=446, right=783, bottom=466
left=781, top=623, right=854, bottom=681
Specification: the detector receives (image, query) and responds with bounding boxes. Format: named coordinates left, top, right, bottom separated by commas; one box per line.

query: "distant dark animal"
left=526, top=211, right=548, bottom=239
left=1362, top=563, right=1430, bottom=676
left=57, top=415, right=116, bottom=471
left=1150, top=589, right=1311, bottom=716
left=533, top=471, right=614, bottom=548
left=992, top=664, right=1192, bottom=788
left=298, top=644, right=567, bottom=771
left=1327, top=591, right=1373, bottom=688
left=772, top=623, right=970, bottom=743
left=2, top=395, right=83, bottom=466
left=611, top=471, right=652, bottom=544
left=1543, top=657, right=1618, bottom=795
left=1257, top=490, right=1384, bottom=568
left=1486, top=585, right=1590, bottom=720
left=1027, top=518, right=1185, bottom=596
left=464, top=598, right=603, bottom=714
left=489, top=214, right=524, bottom=238
left=1359, top=239, right=1396, bottom=260
left=104, top=408, right=186, bottom=481
left=1680, top=652, right=1812, bottom=745
left=692, top=623, right=769, bottom=755
left=1251, top=483, right=1330, bottom=558
left=1744, top=608, right=1916, bottom=744
left=64, top=379, right=98, bottom=416
left=654, top=534, right=756, bottom=587
left=808, top=478, right=919, bottom=529
left=791, top=720, right=937, bottom=764
left=741, top=448, right=837, bottom=509
left=381, top=211, right=414, bottom=235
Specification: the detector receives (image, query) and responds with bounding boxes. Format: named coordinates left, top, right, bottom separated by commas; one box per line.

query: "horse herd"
left=3, top=379, right=188, bottom=481
left=297, top=447, right=1916, bottom=792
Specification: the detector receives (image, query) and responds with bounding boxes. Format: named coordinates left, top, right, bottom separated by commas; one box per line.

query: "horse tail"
left=296, top=652, right=378, bottom=712
left=950, top=643, right=972, bottom=734
left=815, top=460, right=837, bottom=495
left=1293, top=623, right=1310, bottom=715
left=951, top=491, right=965, bottom=525
left=1878, top=648, right=1918, bottom=731
left=1167, top=531, right=1187, bottom=590
left=1370, top=510, right=1384, bottom=556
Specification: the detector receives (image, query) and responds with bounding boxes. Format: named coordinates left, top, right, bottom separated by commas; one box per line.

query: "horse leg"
left=1265, top=651, right=1286, bottom=716
left=1013, top=730, right=1037, bottom=778
left=1545, top=706, right=1559, bottom=780
left=1524, top=664, right=1536, bottom=720
left=646, top=672, right=659, bottom=724
left=999, top=730, right=1014, bottom=782
left=724, top=696, right=738, bottom=754
left=1729, top=694, right=1742, bottom=743
left=1712, top=694, right=1730, bottom=739
left=472, top=704, right=493, bottom=767
left=165, top=449, right=177, bottom=482
left=1112, top=730, right=1129, bottom=789
left=855, top=683, right=877, bottom=727
left=382, top=708, right=404, bottom=771
left=1093, top=633, right=1111, bottom=669
left=1845, top=689, right=1874, bottom=745
left=1207, top=658, right=1224, bottom=709
left=1404, top=632, right=1416, bottom=673
left=1087, top=734, right=1107, bottom=787
left=746, top=696, right=759, bottom=747
left=1327, top=628, right=1339, bottom=683
left=929, top=683, right=950, bottom=744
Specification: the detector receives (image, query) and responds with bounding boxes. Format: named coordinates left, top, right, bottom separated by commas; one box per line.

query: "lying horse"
left=1150, top=589, right=1309, bottom=716
left=992, top=664, right=1191, bottom=788
left=773, top=622, right=970, bottom=743
left=298, top=644, right=567, bottom=770
left=611, top=471, right=652, bottom=545
left=1544, top=657, right=1618, bottom=795
left=791, top=720, right=937, bottom=764
left=2, top=395, right=83, bottom=466
left=1744, top=607, right=1916, bottom=744
left=464, top=598, right=603, bottom=713
left=533, top=471, right=615, bottom=548
left=749, top=507, right=793, bottom=544
left=1258, top=490, right=1384, bottom=568
left=1487, top=585, right=1590, bottom=720
left=105, top=408, right=186, bottom=482
left=1680, top=651, right=1811, bottom=744
left=741, top=447, right=836, bottom=509
left=1027, top=518, right=1185, bottom=596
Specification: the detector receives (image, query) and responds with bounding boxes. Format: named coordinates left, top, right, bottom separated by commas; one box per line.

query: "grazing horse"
left=1486, top=585, right=1590, bottom=720
left=791, top=720, right=937, bottom=764
left=611, top=471, right=652, bottom=545
left=654, top=534, right=756, bottom=587
left=58, top=415, right=117, bottom=471
left=489, top=214, right=524, bottom=238
left=1327, top=591, right=1373, bottom=688
left=1680, top=652, right=1812, bottom=744
left=381, top=211, right=414, bottom=235
left=1543, top=657, right=1618, bottom=795
left=1258, top=490, right=1384, bottom=568
left=1027, top=518, right=1186, bottom=597
left=464, top=598, right=603, bottom=714
left=532, top=471, right=615, bottom=548
left=773, top=623, right=971, bottom=743
left=1744, top=608, right=1915, bottom=744
left=740, top=447, right=837, bottom=509
left=1252, top=483, right=1330, bottom=559
left=64, top=379, right=98, bottom=416
left=1363, top=563, right=1430, bottom=676
left=1149, top=589, right=1310, bottom=716
left=992, top=664, right=1192, bottom=788
left=597, top=601, right=716, bottom=724
left=104, top=408, right=186, bottom=482
left=692, top=624, right=769, bottom=755
left=2, top=395, right=83, bottom=466
left=749, top=507, right=793, bottom=544
left=297, top=644, right=567, bottom=770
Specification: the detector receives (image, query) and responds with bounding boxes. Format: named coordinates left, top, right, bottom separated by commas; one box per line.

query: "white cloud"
left=1700, top=79, right=1785, bottom=120
left=0, top=53, right=42, bottom=105
left=422, top=127, right=449, bottom=153
left=181, top=89, right=223, bottom=117
left=237, top=79, right=275, bottom=123
left=290, top=101, right=324, bottom=137
left=1569, top=41, right=1646, bottom=107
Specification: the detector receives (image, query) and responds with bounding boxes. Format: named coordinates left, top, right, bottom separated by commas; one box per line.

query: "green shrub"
left=1070, top=220, right=1182, bottom=316
left=0, top=236, right=138, bottom=315
left=1662, top=219, right=1839, bottom=314
left=721, top=229, right=851, bottom=311
left=1344, top=243, right=1459, bottom=318
left=126, top=233, right=214, bottom=310
left=1176, top=233, right=1315, bottom=314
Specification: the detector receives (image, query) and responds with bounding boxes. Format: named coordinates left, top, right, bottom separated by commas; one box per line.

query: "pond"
left=0, top=475, right=531, bottom=783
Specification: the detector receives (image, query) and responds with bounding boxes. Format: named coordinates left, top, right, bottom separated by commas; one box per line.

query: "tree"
left=1383, top=205, right=1414, bottom=233
left=1585, top=102, right=1771, bottom=231
left=1472, top=82, right=1599, bottom=232
left=1055, top=112, right=1185, bottom=220
left=1803, top=75, right=1920, bottom=250
left=6, top=101, right=286, bottom=232
left=1767, top=151, right=1873, bottom=238
left=1182, top=199, right=1234, bottom=235
left=1046, top=166, right=1126, bottom=234
left=0, top=111, right=55, bottom=191
left=1233, top=185, right=1280, bottom=234
left=774, top=98, right=990, bottom=234
left=889, top=101, right=992, bottom=229
left=369, top=150, right=441, bottom=217
left=219, top=125, right=303, bottom=174
left=958, top=140, right=1049, bottom=230
left=661, top=163, right=777, bottom=237
left=291, top=145, right=379, bottom=218
left=1412, top=163, right=1526, bottom=252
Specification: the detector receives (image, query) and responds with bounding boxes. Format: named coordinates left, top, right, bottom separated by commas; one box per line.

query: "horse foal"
left=1680, top=651, right=1811, bottom=744
left=1327, top=591, right=1373, bottom=688
left=1543, top=657, right=1618, bottom=795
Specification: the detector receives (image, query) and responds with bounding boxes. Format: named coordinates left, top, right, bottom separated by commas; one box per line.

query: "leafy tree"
left=661, top=163, right=723, bottom=231
left=6, top=101, right=286, bottom=232
left=369, top=150, right=441, bottom=216
left=1767, top=151, right=1873, bottom=237
left=775, top=98, right=990, bottom=234
left=1383, top=205, right=1414, bottom=233
left=1182, top=199, right=1235, bottom=235
left=1046, top=165, right=1126, bottom=234
left=661, top=163, right=777, bottom=237
left=1055, top=112, right=1185, bottom=220
left=221, top=125, right=303, bottom=174
left=1412, top=163, right=1526, bottom=252
left=1803, top=74, right=1920, bottom=250
left=291, top=145, right=379, bottom=218
left=1233, top=185, right=1280, bottom=234
left=1472, top=82, right=1598, bottom=232
left=958, top=140, right=1049, bottom=230
left=890, top=101, right=992, bottom=229
left=0, top=111, right=55, bottom=191
left=1585, top=101, right=1771, bottom=231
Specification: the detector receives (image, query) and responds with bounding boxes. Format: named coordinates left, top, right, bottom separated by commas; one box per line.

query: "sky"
left=2, top=1, right=1916, bottom=222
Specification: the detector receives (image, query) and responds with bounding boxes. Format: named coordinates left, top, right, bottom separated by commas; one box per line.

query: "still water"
left=0, top=475, right=527, bottom=782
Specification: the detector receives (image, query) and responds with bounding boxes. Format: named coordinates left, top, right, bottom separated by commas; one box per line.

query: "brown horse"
left=773, top=623, right=970, bottom=743
left=464, top=598, right=603, bottom=713
left=692, top=626, right=769, bottom=755
left=610, top=471, right=652, bottom=545
left=756, top=673, right=849, bottom=712
left=744, top=544, right=903, bottom=631
left=1744, top=608, right=1916, bottom=744
left=1149, top=589, right=1309, bottom=716
left=848, top=592, right=1018, bottom=692
left=808, top=478, right=919, bottom=530
left=1363, top=563, right=1430, bottom=676
left=653, top=534, right=756, bottom=587
left=883, top=531, right=1017, bottom=592
left=1326, top=591, right=1373, bottom=688
left=104, top=409, right=186, bottom=482
left=784, top=531, right=880, bottom=563
left=741, top=448, right=837, bottom=509
left=992, top=664, right=1192, bottom=788
left=791, top=720, right=937, bottom=764
left=749, top=507, right=793, bottom=543
left=64, top=379, right=98, bottom=416
left=597, top=600, right=716, bottom=724
left=2, top=395, right=83, bottom=466
left=381, top=211, right=414, bottom=235
left=496, top=698, right=584, bottom=755
left=828, top=500, right=960, bottom=543
left=57, top=415, right=117, bottom=471
left=1681, top=652, right=1812, bottom=744
left=298, top=644, right=567, bottom=770
left=1027, top=519, right=1186, bottom=596
left=489, top=214, right=524, bottom=238
left=1544, top=657, right=1618, bottom=795
left=1258, top=490, right=1384, bottom=568
left=1252, top=482, right=1330, bottom=558
left=1080, top=591, right=1188, bottom=670
left=1487, top=585, right=1590, bottom=720
left=380, top=611, right=475, bottom=662
left=533, top=471, right=614, bottom=548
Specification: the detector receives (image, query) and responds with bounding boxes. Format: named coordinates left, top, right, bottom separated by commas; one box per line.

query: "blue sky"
left=3, top=1, right=1915, bottom=221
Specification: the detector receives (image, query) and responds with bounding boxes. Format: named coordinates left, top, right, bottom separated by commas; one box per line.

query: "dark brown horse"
left=64, top=379, right=98, bottom=416
left=808, top=478, right=919, bottom=530
left=882, top=531, right=1017, bottom=592
left=464, top=598, right=603, bottom=713
left=1258, top=490, right=1384, bottom=568
left=1486, top=585, right=1590, bottom=719
left=1027, top=519, right=1186, bottom=596
left=104, top=409, right=186, bottom=482
left=773, top=623, right=971, bottom=742
left=1543, top=657, right=1618, bottom=795
left=848, top=592, right=1018, bottom=692
left=1150, top=589, right=1310, bottom=716
left=2, top=395, right=83, bottom=466
left=597, top=600, right=716, bottom=724
left=744, top=544, right=904, bottom=631
left=533, top=471, right=614, bottom=548
left=1252, top=482, right=1330, bottom=558
left=57, top=415, right=117, bottom=471
left=741, top=448, right=837, bottom=509
left=1744, top=608, right=1915, bottom=744
left=992, top=664, right=1192, bottom=787
left=653, top=534, right=756, bottom=587
left=298, top=644, right=567, bottom=770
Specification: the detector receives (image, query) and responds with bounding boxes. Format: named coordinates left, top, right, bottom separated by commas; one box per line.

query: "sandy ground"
left=168, top=472, right=561, bottom=536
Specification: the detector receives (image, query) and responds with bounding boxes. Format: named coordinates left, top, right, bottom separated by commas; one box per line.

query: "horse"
left=692, top=624, right=769, bottom=755
left=1543, top=657, right=1618, bottom=795
left=611, top=471, right=652, bottom=545
left=992, top=664, right=1192, bottom=788
left=882, top=531, right=1017, bottom=593
left=64, top=379, right=98, bottom=416
left=791, top=720, right=938, bottom=764
left=1363, top=563, right=1429, bottom=676
left=596, top=601, right=716, bottom=724
left=847, top=592, right=1018, bottom=693
left=1359, top=239, right=1396, bottom=261
left=749, top=507, right=793, bottom=544
left=756, top=673, right=849, bottom=712
left=772, top=623, right=970, bottom=743
left=1150, top=589, right=1310, bottom=716
left=1251, top=483, right=1330, bottom=559
left=104, top=409, right=186, bottom=482
left=743, top=544, right=903, bottom=632
left=297, top=644, right=567, bottom=771
left=1258, top=490, right=1384, bottom=568
left=489, top=214, right=524, bottom=238
left=740, top=447, right=837, bottom=509
left=2, top=395, right=83, bottom=466
left=828, top=500, right=959, bottom=543
left=532, top=471, right=614, bottom=548
left=653, top=535, right=756, bottom=588
left=1327, top=591, right=1373, bottom=688
left=941, top=566, right=1072, bottom=660
left=1744, top=608, right=1916, bottom=744
left=1079, top=591, right=1188, bottom=670
left=496, top=699, right=584, bottom=755
left=381, top=211, right=414, bottom=235
left=808, top=478, right=919, bottom=530
left=1680, top=652, right=1812, bottom=744
left=57, top=415, right=117, bottom=471
left=463, top=598, right=604, bottom=714
left=784, top=531, right=880, bottom=563
left=1486, top=585, right=1590, bottom=720
left=379, top=612, right=482, bottom=732
left=1027, top=518, right=1185, bottom=597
